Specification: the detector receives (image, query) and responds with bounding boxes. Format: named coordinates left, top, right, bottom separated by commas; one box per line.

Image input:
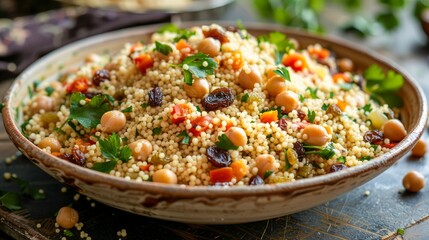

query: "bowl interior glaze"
left=2, top=22, right=427, bottom=224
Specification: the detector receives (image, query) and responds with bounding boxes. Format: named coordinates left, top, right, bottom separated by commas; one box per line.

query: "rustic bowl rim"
left=2, top=21, right=427, bottom=198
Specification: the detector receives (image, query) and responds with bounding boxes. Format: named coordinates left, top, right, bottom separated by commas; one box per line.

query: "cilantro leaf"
left=177, top=130, right=190, bottom=145
left=307, top=109, right=316, bottom=123
left=216, top=134, right=239, bottom=150
left=68, top=93, right=111, bottom=128
left=91, top=161, right=117, bottom=173
left=273, top=66, right=291, bottom=81
left=121, top=106, right=133, bottom=113
left=338, top=156, right=346, bottom=163
left=321, top=103, right=330, bottom=111
left=155, top=41, right=173, bottom=55
left=306, top=87, right=318, bottom=99
left=179, top=53, right=218, bottom=86
left=45, top=86, right=55, bottom=96
left=95, top=133, right=132, bottom=173
left=241, top=93, right=249, bottom=103
left=299, top=94, right=305, bottom=102
left=304, top=142, right=336, bottom=160
left=0, top=191, right=22, bottom=211
left=118, top=147, right=132, bottom=162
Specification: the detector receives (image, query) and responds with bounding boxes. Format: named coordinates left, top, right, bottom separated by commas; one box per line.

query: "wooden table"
left=1, top=1, right=429, bottom=239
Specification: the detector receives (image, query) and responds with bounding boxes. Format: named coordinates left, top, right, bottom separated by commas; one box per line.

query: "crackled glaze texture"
left=2, top=22, right=427, bottom=224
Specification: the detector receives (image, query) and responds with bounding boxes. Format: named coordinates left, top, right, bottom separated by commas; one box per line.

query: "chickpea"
left=100, top=110, right=126, bottom=133
left=238, top=66, right=262, bottom=89
left=56, top=206, right=79, bottom=229
left=255, top=154, right=278, bottom=178
left=129, top=139, right=152, bottom=161
left=153, top=169, right=178, bottom=184
left=225, top=127, right=247, bottom=146
left=275, top=91, right=299, bottom=113
left=197, top=37, right=220, bottom=57
left=302, top=124, right=330, bottom=146
left=31, top=96, right=55, bottom=114
left=402, top=170, right=425, bottom=192
left=381, top=119, right=407, bottom=142
left=265, top=75, right=287, bottom=97
left=184, top=78, right=210, bottom=98
left=411, top=139, right=427, bottom=157
left=38, top=137, right=61, bottom=152
left=337, top=58, right=354, bottom=72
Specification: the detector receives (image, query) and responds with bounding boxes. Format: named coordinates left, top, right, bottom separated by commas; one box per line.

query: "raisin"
left=277, top=118, right=288, bottom=131
left=202, top=88, right=234, bottom=111
left=326, top=104, right=342, bottom=116
left=297, top=109, right=306, bottom=120
left=249, top=175, right=264, bottom=185
left=58, top=153, right=72, bottom=161
left=330, top=164, right=348, bottom=173
left=71, top=146, right=86, bottom=166
left=293, top=141, right=305, bottom=161
left=206, top=145, right=232, bottom=167
left=203, top=28, right=229, bottom=44
left=148, top=87, right=163, bottom=107
left=363, top=130, right=384, bottom=143
left=92, top=69, right=110, bottom=86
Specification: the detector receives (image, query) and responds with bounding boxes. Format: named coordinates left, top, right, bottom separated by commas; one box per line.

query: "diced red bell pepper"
left=189, top=116, right=213, bottom=137
left=134, top=53, right=154, bottom=74
left=282, top=53, right=308, bottom=72
left=210, top=167, right=234, bottom=184
left=171, top=103, right=192, bottom=124
left=66, top=77, right=89, bottom=93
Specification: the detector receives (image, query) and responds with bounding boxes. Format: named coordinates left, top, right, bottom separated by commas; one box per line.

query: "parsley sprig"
left=177, top=130, right=190, bottom=145
left=307, top=109, right=316, bottom=123
left=157, top=24, right=196, bottom=42
left=178, top=53, right=218, bottom=86
left=92, top=133, right=132, bottom=173
left=304, top=142, right=336, bottom=160
left=273, top=66, right=291, bottom=81
left=258, top=32, right=295, bottom=64
left=216, top=134, right=239, bottom=150
left=154, top=41, right=173, bottom=55
left=306, top=87, right=318, bottom=99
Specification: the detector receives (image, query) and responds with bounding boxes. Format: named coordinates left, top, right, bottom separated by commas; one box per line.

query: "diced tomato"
left=210, top=167, right=234, bottom=184
left=381, top=142, right=398, bottom=149
left=282, top=53, right=308, bottom=72
left=332, top=73, right=351, bottom=83
left=308, top=47, right=330, bottom=59
left=139, top=164, right=152, bottom=171
left=171, top=103, right=192, bottom=124
left=134, top=53, right=154, bottom=74
left=189, top=116, right=213, bottom=137
left=66, top=77, right=89, bottom=93
left=260, top=110, right=278, bottom=123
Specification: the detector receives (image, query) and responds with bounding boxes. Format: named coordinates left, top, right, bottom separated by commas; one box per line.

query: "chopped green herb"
left=20, top=120, right=30, bottom=139
left=158, top=24, right=196, bottom=42
left=45, top=86, right=55, bottom=96
left=12, top=176, right=45, bottom=200
left=370, top=144, right=378, bottom=151
left=93, top=133, right=132, bottom=173
left=307, top=109, right=316, bottom=123
left=266, top=134, right=273, bottom=139
left=284, top=148, right=291, bottom=170
left=154, top=41, right=173, bottom=55
left=337, top=156, right=346, bottom=163
left=263, top=170, right=274, bottom=179
left=236, top=19, right=245, bottom=30
left=0, top=103, right=4, bottom=112
left=121, top=106, right=133, bottom=113
left=299, top=94, right=305, bottom=102
left=304, top=142, right=336, bottom=160
left=273, top=66, right=291, bottom=81
left=27, top=86, right=34, bottom=99
left=306, top=87, right=318, bottom=99
left=329, top=92, right=334, bottom=99
left=177, top=130, right=190, bottom=145
left=321, top=103, right=330, bottom=111
left=196, top=106, right=202, bottom=113
left=360, top=156, right=371, bottom=161
left=157, top=23, right=180, bottom=33
left=152, top=127, right=162, bottom=136
left=216, top=134, right=239, bottom=150
left=63, top=230, right=74, bottom=237
left=258, top=32, right=295, bottom=64
left=121, top=137, right=129, bottom=143
left=261, top=106, right=284, bottom=119
left=396, top=228, right=405, bottom=235
left=66, top=92, right=111, bottom=129
left=179, top=53, right=218, bottom=86
left=360, top=104, right=373, bottom=114
left=141, top=102, right=149, bottom=108
left=0, top=191, right=22, bottom=211
left=241, top=93, right=249, bottom=103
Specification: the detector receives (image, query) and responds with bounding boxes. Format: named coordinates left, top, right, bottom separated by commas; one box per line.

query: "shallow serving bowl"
left=2, top=22, right=427, bottom=224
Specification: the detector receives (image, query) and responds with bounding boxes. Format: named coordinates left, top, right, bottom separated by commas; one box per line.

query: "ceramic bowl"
left=2, top=22, right=427, bottom=224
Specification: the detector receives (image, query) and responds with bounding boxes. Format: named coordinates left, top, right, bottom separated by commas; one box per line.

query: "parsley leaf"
left=45, top=86, right=55, bottom=96
left=157, top=24, right=196, bottom=42
left=241, top=93, right=249, bottom=103
left=273, top=66, right=291, bottom=81
left=92, top=161, right=117, bottom=173
left=155, top=41, right=173, bottom=55
left=196, top=106, right=202, bottom=113
left=179, top=53, right=218, bottom=86
left=258, top=32, right=295, bottom=64
left=360, top=104, right=373, bottom=114
left=329, top=92, right=334, bottom=99
left=306, top=87, right=318, bottom=99
left=396, top=228, right=405, bottom=235
left=121, top=106, right=132, bottom=113
left=307, top=109, right=316, bottom=123
left=0, top=191, right=22, bottom=211
left=304, top=142, right=336, bottom=160
left=93, top=133, right=132, bottom=173
left=216, top=134, right=239, bottom=150
left=153, top=127, right=162, bottom=135
left=360, top=156, right=371, bottom=161
left=321, top=103, right=330, bottom=111
left=263, top=170, right=274, bottom=179
left=177, top=130, right=191, bottom=145
left=67, top=93, right=111, bottom=128
left=20, top=119, right=30, bottom=139
left=299, top=94, right=305, bottom=102
left=338, top=156, right=346, bottom=163
left=141, top=103, right=148, bottom=108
